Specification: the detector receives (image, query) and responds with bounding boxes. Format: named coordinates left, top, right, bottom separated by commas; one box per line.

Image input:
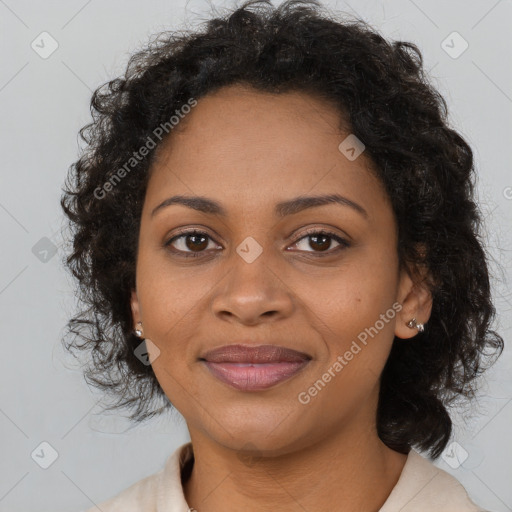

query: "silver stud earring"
left=134, top=321, right=144, bottom=338
left=406, top=318, right=425, bottom=333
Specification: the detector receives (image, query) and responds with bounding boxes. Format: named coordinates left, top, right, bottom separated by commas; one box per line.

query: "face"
left=131, top=84, right=432, bottom=455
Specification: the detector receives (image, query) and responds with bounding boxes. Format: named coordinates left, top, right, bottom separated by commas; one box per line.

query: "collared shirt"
left=83, top=441, right=486, bottom=511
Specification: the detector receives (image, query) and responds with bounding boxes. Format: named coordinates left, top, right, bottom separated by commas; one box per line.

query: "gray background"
left=0, top=0, right=511, bottom=511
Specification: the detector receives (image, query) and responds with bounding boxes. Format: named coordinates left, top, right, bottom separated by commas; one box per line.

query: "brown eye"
left=164, top=230, right=218, bottom=257
left=291, top=230, right=350, bottom=255
left=307, top=233, right=332, bottom=252
left=164, top=228, right=350, bottom=259
left=183, top=233, right=209, bottom=251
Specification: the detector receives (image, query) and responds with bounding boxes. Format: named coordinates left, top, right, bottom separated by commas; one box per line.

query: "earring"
left=134, top=321, right=144, bottom=338
left=406, top=318, right=425, bottom=333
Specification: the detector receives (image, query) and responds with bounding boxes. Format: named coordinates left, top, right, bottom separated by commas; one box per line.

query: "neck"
left=183, top=422, right=407, bottom=512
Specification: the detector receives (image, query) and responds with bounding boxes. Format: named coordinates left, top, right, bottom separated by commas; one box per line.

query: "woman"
left=61, top=0, right=504, bottom=510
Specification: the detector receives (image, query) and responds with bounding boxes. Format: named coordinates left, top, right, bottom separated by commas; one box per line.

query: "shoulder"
left=379, top=449, right=488, bottom=512
left=82, top=469, right=162, bottom=512
left=81, top=441, right=193, bottom=512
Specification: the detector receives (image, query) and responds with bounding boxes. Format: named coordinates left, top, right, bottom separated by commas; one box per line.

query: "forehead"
left=146, top=84, right=389, bottom=220
left=156, top=84, right=347, bottom=154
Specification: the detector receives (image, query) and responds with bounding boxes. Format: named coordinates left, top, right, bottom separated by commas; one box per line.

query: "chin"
left=203, top=421, right=315, bottom=459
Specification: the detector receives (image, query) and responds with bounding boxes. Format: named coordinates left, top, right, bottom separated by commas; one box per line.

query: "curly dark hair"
left=60, top=0, right=504, bottom=458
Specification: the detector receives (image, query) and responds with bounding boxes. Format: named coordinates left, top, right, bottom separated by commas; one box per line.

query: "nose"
left=210, top=250, right=295, bottom=326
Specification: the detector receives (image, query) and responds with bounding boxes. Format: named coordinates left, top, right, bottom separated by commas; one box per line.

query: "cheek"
left=304, top=245, right=399, bottom=360
left=136, top=243, right=210, bottom=322
left=313, top=248, right=397, bottom=314
left=304, top=284, right=398, bottom=409
left=135, top=254, right=193, bottom=360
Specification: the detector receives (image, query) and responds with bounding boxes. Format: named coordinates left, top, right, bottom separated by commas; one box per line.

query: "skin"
left=130, top=83, right=433, bottom=512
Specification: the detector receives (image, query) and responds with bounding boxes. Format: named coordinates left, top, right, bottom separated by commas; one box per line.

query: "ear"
left=394, top=263, right=433, bottom=340
left=130, top=288, right=141, bottom=329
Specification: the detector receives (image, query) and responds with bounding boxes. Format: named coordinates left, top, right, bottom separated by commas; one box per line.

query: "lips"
left=199, top=344, right=311, bottom=391
left=200, top=344, right=311, bottom=363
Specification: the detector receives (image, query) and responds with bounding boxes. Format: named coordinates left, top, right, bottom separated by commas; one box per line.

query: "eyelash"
left=163, top=228, right=351, bottom=259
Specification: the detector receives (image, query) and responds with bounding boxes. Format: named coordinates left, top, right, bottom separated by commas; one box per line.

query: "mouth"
left=199, top=344, right=311, bottom=391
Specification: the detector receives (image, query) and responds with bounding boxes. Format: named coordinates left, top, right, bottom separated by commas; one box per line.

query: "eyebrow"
left=150, top=193, right=368, bottom=219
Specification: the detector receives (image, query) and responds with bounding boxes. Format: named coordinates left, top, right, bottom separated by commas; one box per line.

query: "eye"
left=164, top=230, right=220, bottom=258
left=164, top=227, right=351, bottom=259
left=290, top=229, right=350, bottom=255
